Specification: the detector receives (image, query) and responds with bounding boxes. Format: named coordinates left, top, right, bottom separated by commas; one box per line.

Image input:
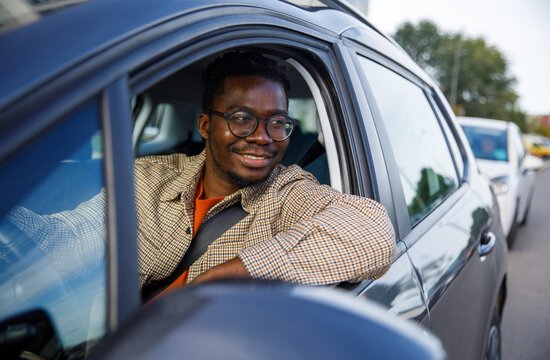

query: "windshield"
left=461, top=125, right=508, bottom=162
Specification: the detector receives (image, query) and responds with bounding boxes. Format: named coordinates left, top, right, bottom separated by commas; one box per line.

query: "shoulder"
left=135, top=153, right=191, bottom=173
left=274, top=165, right=387, bottom=214
left=273, top=164, right=318, bottom=185
left=134, top=152, right=205, bottom=177
left=133, top=152, right=204, bottom=198
left=272, top=164, right=338, bottom=199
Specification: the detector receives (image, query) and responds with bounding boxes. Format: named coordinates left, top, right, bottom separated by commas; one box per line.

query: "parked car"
left=0, top=0, right=506, bottom=359
left=523, top=133, right=550, bottom=159
left=459, top=117, right=543, bottom=246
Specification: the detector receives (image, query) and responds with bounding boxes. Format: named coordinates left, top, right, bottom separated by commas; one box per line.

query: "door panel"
left=405, top=187, right=495, bottom=359
left=357, top=242, right=429, bottom=326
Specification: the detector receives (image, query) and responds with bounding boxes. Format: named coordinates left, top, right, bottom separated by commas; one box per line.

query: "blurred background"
left=350, top=0, right=550, bottom=142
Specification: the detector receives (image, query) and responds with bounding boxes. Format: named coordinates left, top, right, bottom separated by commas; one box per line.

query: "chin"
left=229, top=169, right=271, bottom=187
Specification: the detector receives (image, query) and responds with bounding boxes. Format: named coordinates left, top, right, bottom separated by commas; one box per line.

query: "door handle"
left=479, top=231, right=496, bottom=257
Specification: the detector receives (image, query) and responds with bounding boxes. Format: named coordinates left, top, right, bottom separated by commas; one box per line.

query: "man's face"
left=199, top=75, right=289, bottom=191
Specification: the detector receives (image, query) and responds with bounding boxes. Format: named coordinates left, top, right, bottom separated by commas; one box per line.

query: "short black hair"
left=201, top=51, right=291, bottom=113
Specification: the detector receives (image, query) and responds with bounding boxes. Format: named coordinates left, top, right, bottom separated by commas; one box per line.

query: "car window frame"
left=425, top=93, right=466, bottom=183
left=122, top=20, right=392, bottom=295
left=127, top=26, right=366, bottom=197
left=431, top=87, right=474, bottom=183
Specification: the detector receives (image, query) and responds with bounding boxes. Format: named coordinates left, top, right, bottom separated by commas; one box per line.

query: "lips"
left=235, top=151, right=274, bottom=168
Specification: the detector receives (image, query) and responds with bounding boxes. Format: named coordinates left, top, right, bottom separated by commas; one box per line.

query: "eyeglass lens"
left=228, top=111, right=293, bottom=141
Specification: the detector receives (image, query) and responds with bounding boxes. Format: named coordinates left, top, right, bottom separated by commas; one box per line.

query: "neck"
left=201, top=165, right=242, bottom=199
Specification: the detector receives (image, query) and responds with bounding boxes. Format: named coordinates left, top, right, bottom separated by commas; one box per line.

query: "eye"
left=269, top=116, right=288, bottom=129
left=230, top=111, right=253, bottom=123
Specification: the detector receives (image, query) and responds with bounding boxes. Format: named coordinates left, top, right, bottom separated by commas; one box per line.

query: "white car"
left=459, top=117, right=543, bottom=247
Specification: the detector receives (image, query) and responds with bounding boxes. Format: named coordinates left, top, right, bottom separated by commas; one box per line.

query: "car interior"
left=9, top=49, right=334, bottom=221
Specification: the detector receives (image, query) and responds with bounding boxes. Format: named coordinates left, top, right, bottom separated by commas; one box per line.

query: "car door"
left=105, top=2, right=428, bottom=324
left=0, top=76, right=139, bottom=358
left=0, top=1, right=443, bottom=358
left=0, top=11, right=142, bottom=350
left=347, top=49, right=506, bottom=359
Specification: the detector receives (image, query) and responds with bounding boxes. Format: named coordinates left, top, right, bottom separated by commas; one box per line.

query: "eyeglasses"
left=211, top=109, right=297, bottom=141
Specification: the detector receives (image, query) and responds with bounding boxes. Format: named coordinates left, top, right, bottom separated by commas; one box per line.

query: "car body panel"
left=91, top=283, right=445, bottom=360
left=340, top=34, right=507, bottom=359
left=406, top=183, right=506, bottom=359
left=351, top=242, right=429, bottom=325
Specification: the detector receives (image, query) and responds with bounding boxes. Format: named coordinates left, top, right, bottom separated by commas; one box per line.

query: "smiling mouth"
left=235, top=152, right=274, bottom=168
left=242, top=154, right=268, bottom=160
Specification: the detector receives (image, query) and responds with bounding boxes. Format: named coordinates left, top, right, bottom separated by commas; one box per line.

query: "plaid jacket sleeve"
left=237, top=174, right=396, bottom=285
left=7, top=192, right=107, bottom=279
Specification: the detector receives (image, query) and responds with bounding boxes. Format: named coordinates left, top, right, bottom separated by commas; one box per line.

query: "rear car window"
left=357, top=56, right=459, bottom=226
left=461, top=125, right=509, bottom=162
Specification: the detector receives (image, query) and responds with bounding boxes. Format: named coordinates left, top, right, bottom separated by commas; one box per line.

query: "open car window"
left=131, top=50, right=336, bottom=187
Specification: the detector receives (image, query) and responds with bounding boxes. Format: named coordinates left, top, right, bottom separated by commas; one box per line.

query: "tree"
left=393, top=20, right=527, bottom=131
left=391, top=21, right=443, bottom=80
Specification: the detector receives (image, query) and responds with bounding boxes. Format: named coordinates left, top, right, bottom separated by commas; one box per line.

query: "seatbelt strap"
left=298, top=140, right=326, bottom=168
left=183, top=203, right=247, bottom=271
left=141, top=202, right=247, bottom=302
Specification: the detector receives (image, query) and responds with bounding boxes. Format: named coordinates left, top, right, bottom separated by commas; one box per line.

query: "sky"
left=365, top=0, right=550, bottom=115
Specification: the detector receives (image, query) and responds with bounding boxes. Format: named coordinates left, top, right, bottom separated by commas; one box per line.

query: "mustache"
left=229, top=144, right=278, bottom=157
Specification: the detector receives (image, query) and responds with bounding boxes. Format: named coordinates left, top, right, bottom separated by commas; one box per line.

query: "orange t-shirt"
left=153, top=177, right=224, bottom=298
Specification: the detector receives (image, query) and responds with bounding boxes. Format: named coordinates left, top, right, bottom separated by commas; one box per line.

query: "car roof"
left=457, top=116, right=513, bottom=131
left=0, top=0, right=431, bottom=113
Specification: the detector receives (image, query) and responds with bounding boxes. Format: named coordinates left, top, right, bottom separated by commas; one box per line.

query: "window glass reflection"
left=432, top=100, right=464, bottom=179
left=358, top=57, right=459, bottom=225
left=0, top=101, right=107, bottom=359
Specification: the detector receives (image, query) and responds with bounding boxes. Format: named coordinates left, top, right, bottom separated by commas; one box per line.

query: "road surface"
left=502, top=165, right=550, bottom=360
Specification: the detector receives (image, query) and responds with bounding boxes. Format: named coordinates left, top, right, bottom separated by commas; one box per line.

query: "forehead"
left=215, top=76, right=287, bottom=110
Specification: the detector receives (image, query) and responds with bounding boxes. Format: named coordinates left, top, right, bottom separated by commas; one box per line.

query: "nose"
left=245, top=120, right=273, bottom=145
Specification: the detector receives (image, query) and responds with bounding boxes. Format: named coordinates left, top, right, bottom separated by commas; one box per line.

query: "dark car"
left=0, top=0, right=506, bottom=359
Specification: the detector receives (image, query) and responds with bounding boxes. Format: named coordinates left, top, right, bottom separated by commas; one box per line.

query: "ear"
left=198, top=113, right=209, bottom=140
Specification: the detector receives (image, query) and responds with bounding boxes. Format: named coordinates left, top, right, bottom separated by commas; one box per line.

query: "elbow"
left=360, top=215, right=397, bottom=281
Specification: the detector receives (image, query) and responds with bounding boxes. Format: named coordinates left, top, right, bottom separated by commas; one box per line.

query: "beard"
left=208, top=140, right=276, bottom=188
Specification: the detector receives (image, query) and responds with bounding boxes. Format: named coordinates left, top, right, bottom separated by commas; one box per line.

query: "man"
left=135, top=51, right=396, bottom=296
left=9, top=51, right=396, bottom=297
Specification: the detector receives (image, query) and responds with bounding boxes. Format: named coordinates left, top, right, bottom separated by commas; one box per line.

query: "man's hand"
left=189, top=257, right=249, bottom=285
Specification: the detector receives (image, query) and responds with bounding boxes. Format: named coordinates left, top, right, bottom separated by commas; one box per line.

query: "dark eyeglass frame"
left=210, top=109, right=297, bottom=141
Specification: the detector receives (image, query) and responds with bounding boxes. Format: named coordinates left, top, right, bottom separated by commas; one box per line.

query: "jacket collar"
left=159, top=149, right=282, bottom=213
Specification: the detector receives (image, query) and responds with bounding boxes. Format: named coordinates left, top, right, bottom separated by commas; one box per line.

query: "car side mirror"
left=522, top=154, right=544, bottom=171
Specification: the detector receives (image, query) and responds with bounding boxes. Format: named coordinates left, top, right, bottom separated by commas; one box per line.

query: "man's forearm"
left=237, top=195, right=396, bottom=285
left=189, top=257, right=249, bottom=285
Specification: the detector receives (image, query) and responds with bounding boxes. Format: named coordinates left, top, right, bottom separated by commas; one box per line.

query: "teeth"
left=243, top=154, right=266, bottom=160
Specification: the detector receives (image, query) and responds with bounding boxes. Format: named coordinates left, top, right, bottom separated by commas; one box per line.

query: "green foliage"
left=393, top=20, right=527, bottom=131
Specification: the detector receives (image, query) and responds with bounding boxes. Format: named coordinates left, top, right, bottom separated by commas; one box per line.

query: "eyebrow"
left=225, top=105, right=288, bottom=116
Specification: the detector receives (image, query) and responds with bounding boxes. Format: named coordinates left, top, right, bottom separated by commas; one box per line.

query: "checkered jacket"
left=9, top=151, right=396, bottom=287
left=136, top=151, right=396, bottom=286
